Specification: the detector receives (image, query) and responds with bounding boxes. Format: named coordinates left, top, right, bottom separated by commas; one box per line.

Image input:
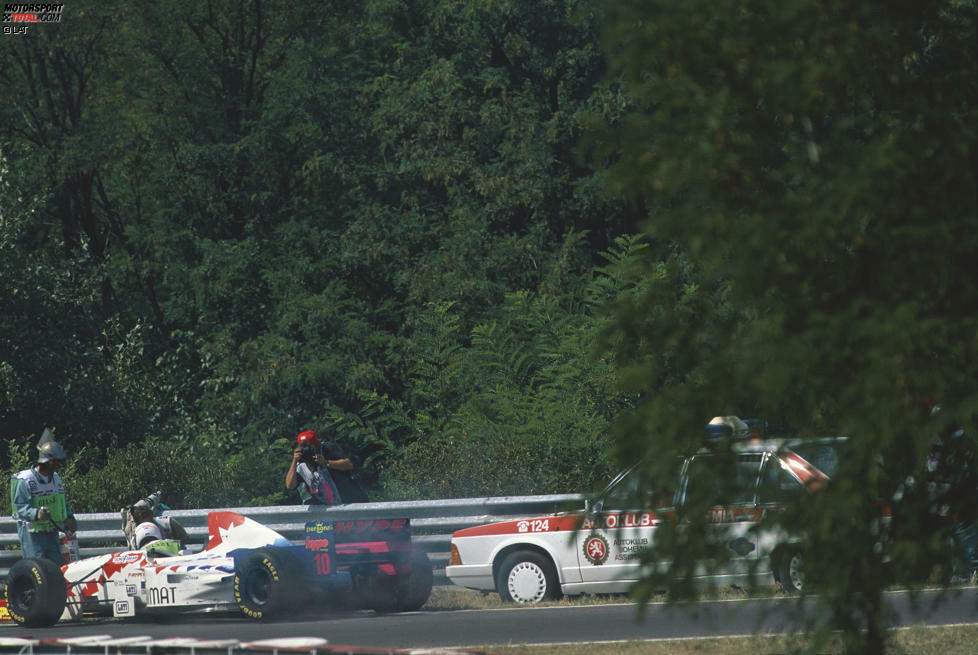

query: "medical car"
left=446, top=418, right=844, bottom=603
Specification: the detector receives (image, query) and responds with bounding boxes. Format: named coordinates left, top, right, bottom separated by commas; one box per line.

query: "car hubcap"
left=507, top=562, right=547, bottom=603
left=788, top=554, right=804, bottom=591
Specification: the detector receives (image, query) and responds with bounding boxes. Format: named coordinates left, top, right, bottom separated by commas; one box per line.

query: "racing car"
left=3, top=510, right=433, bottom=626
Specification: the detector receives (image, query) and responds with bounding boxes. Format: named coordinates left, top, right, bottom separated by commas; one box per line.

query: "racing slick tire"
left=233, top=548, right=301, bottom=620
left=350, top=566, right=395, bottom=613
left=4, top=558, right=67, bottom=627
left=392, top=549, right=434, bottom=612
left=775, top=548, right=805, bottom=593
left=350, top=551, right=433, bottom=614
left=496, top=550, right=562, bottom=604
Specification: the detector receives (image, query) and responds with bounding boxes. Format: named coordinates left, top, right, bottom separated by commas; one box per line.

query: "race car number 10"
left=314, top=552, right=332, bottom=575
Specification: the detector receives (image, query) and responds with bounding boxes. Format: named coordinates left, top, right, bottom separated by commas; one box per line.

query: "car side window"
left=758, top=453, right=806, bottom=503
left=596, top=467, right=676, bottom=512
left=732, top=454, right=764, bottom=504
left=791, top=442, right=842, bottom=478
left=682, top=454, right=763, bottom=506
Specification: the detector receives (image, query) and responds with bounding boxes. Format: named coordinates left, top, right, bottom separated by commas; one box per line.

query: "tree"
left=381, top=235, right=635, bottom=498
left=3, top=0, right=643, bottom=506
left=593, top=1, right=977, bottom=653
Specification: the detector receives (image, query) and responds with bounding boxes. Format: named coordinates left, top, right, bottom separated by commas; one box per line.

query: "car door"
left=678, top=452, right=766, bottom=582
left=575, top=469, right=661, bottom=588
left=752, top=451, right=801, bottom=574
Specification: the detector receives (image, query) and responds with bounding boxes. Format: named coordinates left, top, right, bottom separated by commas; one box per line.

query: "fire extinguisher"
left=56, top=519, right=80, bottom=565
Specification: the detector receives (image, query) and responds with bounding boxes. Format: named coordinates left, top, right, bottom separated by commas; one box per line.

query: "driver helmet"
left=134, top=521, right=164, bottom=549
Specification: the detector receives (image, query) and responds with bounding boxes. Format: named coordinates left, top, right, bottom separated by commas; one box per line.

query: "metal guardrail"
left=0, top=494, right=586, bottom=580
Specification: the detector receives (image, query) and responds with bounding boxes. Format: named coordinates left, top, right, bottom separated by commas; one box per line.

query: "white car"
left=446, top=429, right=845, bottom=603
left=3, top=511, right=433, bottom=626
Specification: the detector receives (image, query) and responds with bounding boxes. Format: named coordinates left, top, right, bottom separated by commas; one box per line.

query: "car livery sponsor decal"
left=147, top=585, right=177, bottom=606
left=728, top=537, right=756, bottom=556
left=583, top=533, right=609, bottom=565
left=581, top=512, right=658, bottom=530
left=613, top=537, right=649, bottom=561
left=305, top=520, right=335, bottom=576
left=709, top=506, right=766, bottom=523
left=453, top=515, right=581, bottom=538
left=111, top=553, right=142, bottom=565
left=334, top=518, right=408, bottom=535
left=517, top=519, right=550, bottom=533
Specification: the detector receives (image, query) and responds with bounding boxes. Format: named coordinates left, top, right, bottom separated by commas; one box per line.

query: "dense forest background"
left=1, top=0, right=647, bottom=511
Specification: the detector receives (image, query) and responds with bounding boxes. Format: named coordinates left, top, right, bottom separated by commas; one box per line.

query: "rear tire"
left=496, top=550, right=561, bottom=604
left=392, top=550, right=434, bottom=611
left=776, top=549, right=804, bottom=593
left=233, top=549, right=300, bottom=620
left=4, top=558, right=67, bottom=627
left=351, top=551, right=433, bottom=613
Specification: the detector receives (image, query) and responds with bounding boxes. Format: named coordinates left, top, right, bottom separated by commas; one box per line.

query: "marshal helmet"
left=36, top=428, right=67, bottom=463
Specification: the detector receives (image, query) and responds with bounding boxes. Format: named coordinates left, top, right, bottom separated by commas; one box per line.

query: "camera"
left=300, top=445, right=316, bottom=462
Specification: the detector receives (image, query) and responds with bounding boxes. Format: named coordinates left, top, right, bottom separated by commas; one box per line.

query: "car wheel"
left=233, top=548, right=299, bottom=620
left=496, top=550, right=561, bottom=604
left=392, top=549, right=434, bottom=611
left=777, top=549, right=804, bottom=593
left=351, top=567, right=390, bottom=613
left=4, top=558, right=67, bottom=627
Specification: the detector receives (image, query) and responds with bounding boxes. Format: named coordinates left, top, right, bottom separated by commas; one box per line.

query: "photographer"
left=286, top=430, right=367, bottom=505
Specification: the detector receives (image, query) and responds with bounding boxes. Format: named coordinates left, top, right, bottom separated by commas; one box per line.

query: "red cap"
left=296, top=430, right=319, bottom=448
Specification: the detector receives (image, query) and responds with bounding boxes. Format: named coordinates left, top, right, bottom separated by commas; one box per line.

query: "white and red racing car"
left=3, top=511, right=432, bottom=626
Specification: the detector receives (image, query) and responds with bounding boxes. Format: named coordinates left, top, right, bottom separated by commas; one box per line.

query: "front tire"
left=4, top=558, right=67, bottom=627
left=233, top=549, right=300, bottom=620
left=496, top=550, right=561, bottom=604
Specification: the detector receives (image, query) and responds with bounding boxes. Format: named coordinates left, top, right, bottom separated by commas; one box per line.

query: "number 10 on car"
left=304, top=521, right=336, bottom=575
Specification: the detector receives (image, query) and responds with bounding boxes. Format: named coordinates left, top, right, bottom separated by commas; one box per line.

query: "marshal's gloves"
left=36, top=506, right=51, bottom=522
left=63, top=516, right=77, bottom=535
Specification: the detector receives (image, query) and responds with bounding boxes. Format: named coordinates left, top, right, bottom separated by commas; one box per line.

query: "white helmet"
left=134, top=521, right=163, bottom=549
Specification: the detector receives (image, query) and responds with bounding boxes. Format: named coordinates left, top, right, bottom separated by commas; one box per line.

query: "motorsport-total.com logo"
left=3, top=3, right=63, bottom=35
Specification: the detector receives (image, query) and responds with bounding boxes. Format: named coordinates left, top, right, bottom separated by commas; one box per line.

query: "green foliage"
left=382, top=237, right=639, bottom=498
left=594, top=0, right=977, bottom=652
left=2, top=0, right=643, bottom=506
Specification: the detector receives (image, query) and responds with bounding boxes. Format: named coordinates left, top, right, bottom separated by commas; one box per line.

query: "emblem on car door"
left=583, top=533, right=610, bottom=565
